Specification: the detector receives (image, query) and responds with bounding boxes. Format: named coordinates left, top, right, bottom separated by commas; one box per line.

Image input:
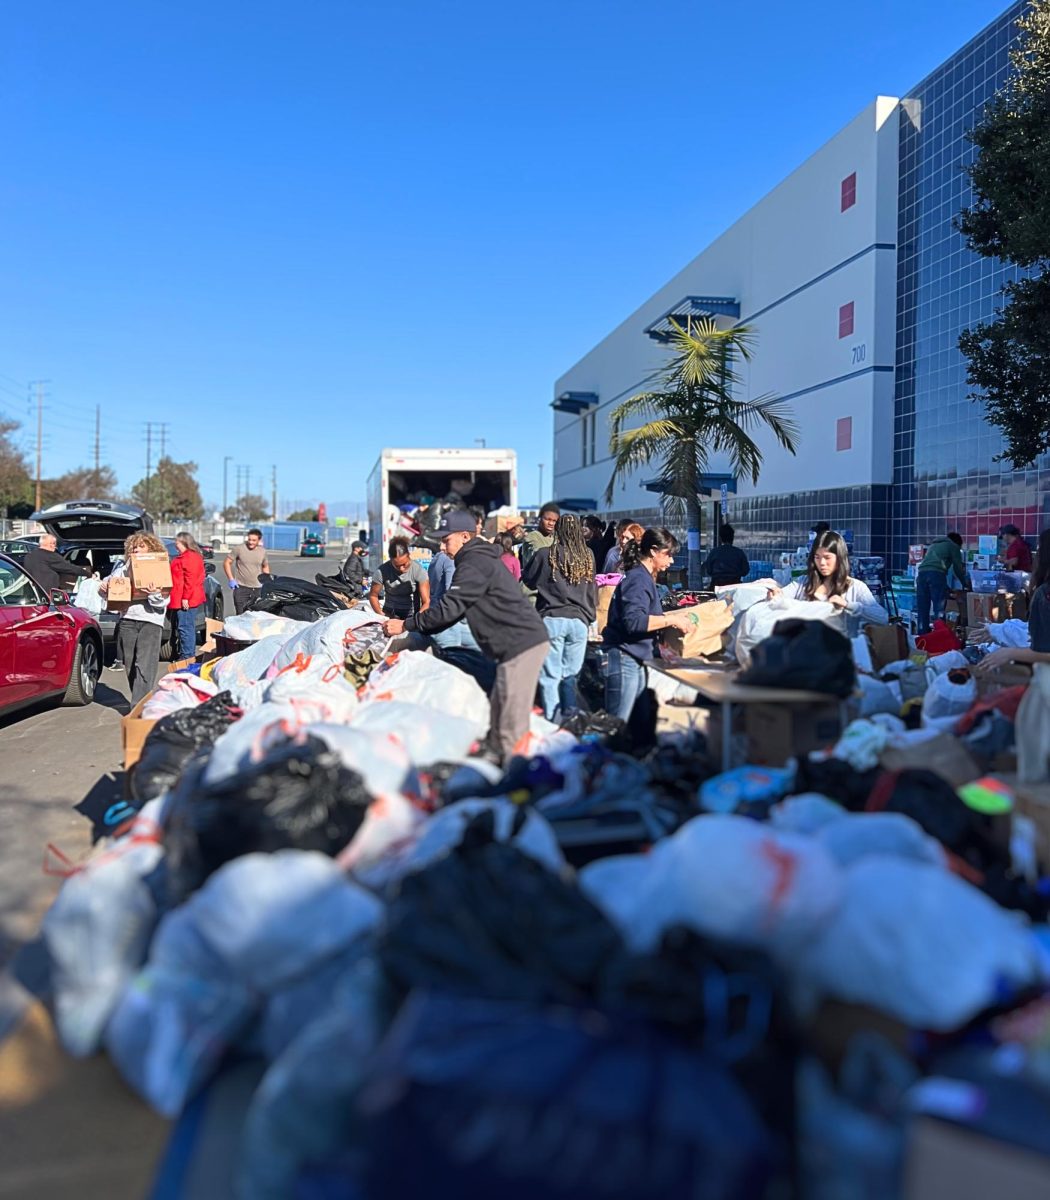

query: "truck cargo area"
left=386, top=467, right=512, bottom=511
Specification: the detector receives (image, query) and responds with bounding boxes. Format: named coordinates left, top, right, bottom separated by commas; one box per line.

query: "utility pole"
left=271, top=465, right=277, bottom=524
left=158, top=423, right=169, bottom=461
left=144, top=423, right=153, bottom=507
left=32, top=381, right=46, bottom=512
left=538, top=463, right=544, bottom=508
left=93, top=406, right=101, bottom=494
left=223, top=455, right=232, bottom=545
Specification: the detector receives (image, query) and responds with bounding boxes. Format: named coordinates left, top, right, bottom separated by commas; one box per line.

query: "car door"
left=0, top=560, right=76, bottom=702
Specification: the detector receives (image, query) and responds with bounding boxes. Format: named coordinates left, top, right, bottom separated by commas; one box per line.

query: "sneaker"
left=107, top=659, right=125, bottom=670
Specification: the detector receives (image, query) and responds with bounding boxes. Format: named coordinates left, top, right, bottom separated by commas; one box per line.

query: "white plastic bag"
left=141, top=672, right=219, bottom=719
left=921, top=669, right=976, bottom=727
left=272, top=609, right=384, bottom=673
left=72, top=575, right=104, bottom=616
left=986, top=619, right=1032, bottom=649
left=42, top=834, right=164, bottom=1058
left=350, top=700, right=487, bottom=765
left=309, top=724, right=416, bottom=798
left=856, top=676, right=900, bottom=718
left=927, top=650, right=969, bottom=676
left=735, top=598, right=842, bottom=668
left=797, top=856, right=1045, bottom=1030
left=264, top=656, right=360, bottom=724
left=203, top=702, right=312, bottom=784
left=815, top=813, right=945, bottom=869
left=359, top=651, right=489, bottom=731
left=211, top=635, right=289, bottom=703
left=398, top=798, right=565, bottom=877
left=580, top=814, right=843, bottom=956
left=223, top=612, right=312, bottom=643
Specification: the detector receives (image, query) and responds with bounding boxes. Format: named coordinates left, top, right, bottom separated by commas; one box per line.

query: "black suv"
left=29, top=500, right=224, bottom=660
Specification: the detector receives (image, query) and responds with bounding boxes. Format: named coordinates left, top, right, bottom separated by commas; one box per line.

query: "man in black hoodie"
left=383, top=509, right=549, bottom=763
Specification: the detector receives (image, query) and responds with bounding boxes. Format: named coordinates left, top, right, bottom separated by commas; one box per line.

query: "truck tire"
left=62, top=635, right=102, bottom=706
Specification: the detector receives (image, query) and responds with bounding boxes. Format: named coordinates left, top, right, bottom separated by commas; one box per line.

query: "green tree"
left=0, top=418, right=33, bottom=516
left=604, top=318, right=799, bottom=586
left=227, top=493, right=270, bottom=523
left=287, top=507, right=320, bottom=522
left=40, top=464, right=119, bottom=507
left=130, top=456, right=205, bottom=520
left=957, top=0, right=1050, bottom=468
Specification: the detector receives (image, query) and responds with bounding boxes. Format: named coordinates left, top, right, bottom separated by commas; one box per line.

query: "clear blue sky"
left=0, top=0, right=1015, bottom=513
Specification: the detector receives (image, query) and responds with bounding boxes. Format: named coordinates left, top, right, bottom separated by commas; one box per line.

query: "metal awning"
left=641, top=473, right=737, bottom=496
left=643, top=296, right=740, bottom=343
left=551, top=391, right=598, bottom=415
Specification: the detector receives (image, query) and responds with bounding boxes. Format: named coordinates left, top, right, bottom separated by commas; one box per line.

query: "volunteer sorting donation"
left=769, top=529, right=889, bottom=637
left=601, top=527, right=694, bottom=720
left=384, top=509, right=549, bottom=763
left=521, top=513, right=597, bottom=721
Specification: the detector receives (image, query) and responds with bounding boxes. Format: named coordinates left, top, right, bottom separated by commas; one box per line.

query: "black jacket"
left=23, top=547, right=87, bottom=594
left=521, top=546, right=597, bottom=625
left=340, top=552, right=367, bottom=590
left=405, top=537, right=548, bottom=662
left=704, top=544, right=750, bottom=587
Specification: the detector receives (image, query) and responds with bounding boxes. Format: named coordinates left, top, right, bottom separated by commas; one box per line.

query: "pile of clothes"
left=38, top=597, right=1050, bottom=1199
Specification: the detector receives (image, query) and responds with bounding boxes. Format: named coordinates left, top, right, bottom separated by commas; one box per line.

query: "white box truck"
left=366, top=448, right=518, bottom=572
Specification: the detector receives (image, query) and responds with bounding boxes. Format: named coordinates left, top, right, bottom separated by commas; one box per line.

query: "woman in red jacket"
left=169, top=531, right=207, bottom=659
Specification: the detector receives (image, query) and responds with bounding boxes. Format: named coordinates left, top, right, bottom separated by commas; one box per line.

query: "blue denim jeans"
left=538, top=616, right=588, bottom=719
left=915, top=570, right=947, bottom=635
left=176, top=605, right=200, bottom=659
left=429, top=620, right=480, bottom=652
left=604, top=647, right=647, bottom=721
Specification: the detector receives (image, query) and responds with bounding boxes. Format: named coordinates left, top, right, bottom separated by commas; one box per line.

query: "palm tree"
left=604, top=317, right=799, bottom=587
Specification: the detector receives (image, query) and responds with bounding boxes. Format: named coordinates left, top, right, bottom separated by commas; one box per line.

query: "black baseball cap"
left=436, top=510, right=476, bottom=538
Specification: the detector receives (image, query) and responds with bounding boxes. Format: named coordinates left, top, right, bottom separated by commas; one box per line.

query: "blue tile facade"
left=892, top=1, right=1049, bottom=568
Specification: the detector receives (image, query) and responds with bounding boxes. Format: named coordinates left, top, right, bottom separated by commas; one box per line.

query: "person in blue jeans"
left=522, top=514, right=597, bottom=720
left=427, top=536, right=481, bottom=652
left=915, top=532, right=970, bottom=634
left=602, top=528, right=694, bottom=720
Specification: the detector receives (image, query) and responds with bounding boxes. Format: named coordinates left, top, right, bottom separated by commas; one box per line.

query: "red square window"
left=838, top=301, right=855, bottom=339
left=841, top=172, right=857, bottom=211
left=836, top=417, right=853, bottom=452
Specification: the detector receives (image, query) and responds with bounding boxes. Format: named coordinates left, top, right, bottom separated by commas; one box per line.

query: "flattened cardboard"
left=661, top=601, right=733, bottom=660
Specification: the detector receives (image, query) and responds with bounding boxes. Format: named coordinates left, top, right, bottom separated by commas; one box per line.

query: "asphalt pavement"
left=0, top=549, right=334, bottom=1008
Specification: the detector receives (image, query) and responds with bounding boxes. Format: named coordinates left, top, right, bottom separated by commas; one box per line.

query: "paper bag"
left=662, top=601, right=733, bottom=660
left=865, top=623, right=909, bottom=671
left=129, top=552, right=173, bottom=594
left=596, top=584, right=617, bottom=635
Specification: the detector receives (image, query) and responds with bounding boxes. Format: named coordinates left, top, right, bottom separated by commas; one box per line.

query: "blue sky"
left=0, top=0, right=1016, bottom=512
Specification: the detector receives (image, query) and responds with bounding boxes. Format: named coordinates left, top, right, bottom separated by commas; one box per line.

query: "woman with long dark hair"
left=601, top=527, right=694, bottom=719
left=170, top=531, right=207, bottom=660
left=773, top=529, right=888, bottom=637
left=977, top=527, right=1050, bottom=673
left=522, top=514, right=597, bottom=719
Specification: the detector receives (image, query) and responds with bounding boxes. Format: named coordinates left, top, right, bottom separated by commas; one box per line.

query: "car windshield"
left=0, top=559, right=42, bottom=606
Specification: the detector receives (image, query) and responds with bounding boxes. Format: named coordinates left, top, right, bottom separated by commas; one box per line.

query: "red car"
left=0, top=551, right=103, bottom=717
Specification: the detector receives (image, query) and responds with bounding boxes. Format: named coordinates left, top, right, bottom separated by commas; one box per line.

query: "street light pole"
left=222, top=455, right=232, bottom=547
left=538, top=463, right=544, bottom=507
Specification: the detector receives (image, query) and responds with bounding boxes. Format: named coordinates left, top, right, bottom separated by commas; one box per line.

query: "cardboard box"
left=200, top=617, right=223, bottom=655
left=107, top=574, right=132, bottom=604
left=129, top=552, right=173, bottom=594
left=905, top=1116, right=1050, bottom=1200
left=483, top=513, right=523, bottom=537
left=744, top=701, right=844, bottom=767
left=880, top=731, right=982, bottom=788
left=661, top=601, right=733, bottom=661
left=657, top=703, right=726, bottom=766
left=976, top=661, right=1032, bottom=698
left=865, top=622, right=910, bottom=670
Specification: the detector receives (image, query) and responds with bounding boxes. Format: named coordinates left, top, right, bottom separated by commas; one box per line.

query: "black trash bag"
left=129, top=692, right=241, bottom=804
left=597, top=926, right=799, bottom=1170
left=313, top=571, right=359, bottom=600
left=559, top=709, right=631, bottom=746
left=640, top=735, right=715, bottom=809
left=868, top=768, right=1012, bottom=874
left=793, top=756, right=881, bottom=812
left=575, top=646, right=607, bottom=713
left=738, top=618, right=856, bottom=698
left=354, top=990, right=772, bottom=1200
left=379, top=810, right=622, bottom=1005
left=164, top=735, right=372, bottom=902
left=247, top=574, right=344, bottom=622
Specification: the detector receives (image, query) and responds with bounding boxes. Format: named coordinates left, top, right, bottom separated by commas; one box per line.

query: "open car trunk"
left=31, top=501, right=153, bottom=544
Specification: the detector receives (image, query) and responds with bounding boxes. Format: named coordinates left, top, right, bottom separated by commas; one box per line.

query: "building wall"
left=893, top=0, right=1049, bottom=566
left=553, top=98, right=900, bottom=553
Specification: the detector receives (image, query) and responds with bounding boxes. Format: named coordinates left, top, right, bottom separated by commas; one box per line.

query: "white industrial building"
left=552, top=96, right=901, bottom=555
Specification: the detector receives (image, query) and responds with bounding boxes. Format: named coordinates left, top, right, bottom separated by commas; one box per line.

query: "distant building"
left=553, top=2, right=1042, bottom=566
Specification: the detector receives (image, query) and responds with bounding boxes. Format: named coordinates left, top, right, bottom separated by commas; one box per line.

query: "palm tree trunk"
left=686, top=492, right=703, bottom=590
